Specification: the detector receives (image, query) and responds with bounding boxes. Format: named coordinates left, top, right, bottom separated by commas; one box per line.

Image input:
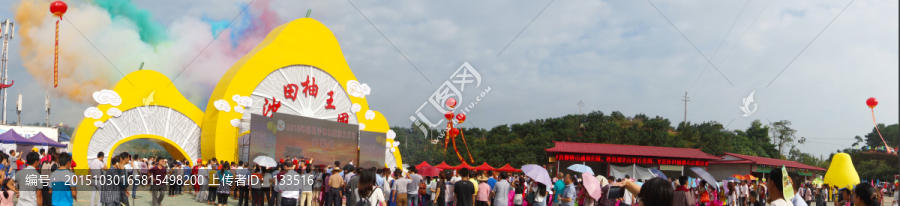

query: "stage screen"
left=250, top=113, right=359, bottom=166
left=358, top=131, right=387, bottom=168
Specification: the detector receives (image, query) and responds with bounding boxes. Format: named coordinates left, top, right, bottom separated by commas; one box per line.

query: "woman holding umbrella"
left=594, top=176, right=613, bottom=206
left=514, top=176, right=526, bottom=206
left=532, top=183, right=547, bottom=206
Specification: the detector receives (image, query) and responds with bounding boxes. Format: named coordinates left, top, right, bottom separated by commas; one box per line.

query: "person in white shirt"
left=623, top=188, right=633, bottom=206
left=275, top=162, right=302, bottom=206
left=358, top=169, right=386, bottom=206
left=893, top=188, right=899, bottom=206
left=765, top=170, right=791, bottom=206
left=741, top=181, right=749, bottom=206
left=89, top=152, right=107, bottom=206
left=788, top=175, right=808, bottom=206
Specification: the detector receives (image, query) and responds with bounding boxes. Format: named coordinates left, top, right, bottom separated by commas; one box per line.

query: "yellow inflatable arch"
left=72, top=70, right=205, bottom=172
left=71, top=18, right=403, bottom=171
left=200, top=18, right=401, bottom=167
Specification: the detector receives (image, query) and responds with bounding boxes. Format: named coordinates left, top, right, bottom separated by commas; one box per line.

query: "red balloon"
left=456, top=113, right=466, bottom=124
left=50, top=1, right=68, bottom=18
left=444, top=111, right=454, bottom=121
left=446, top=98, right=457, bottom=109
left=867, top=97, right=878, bottom=108
left=450, top=128, right=460, bottom=138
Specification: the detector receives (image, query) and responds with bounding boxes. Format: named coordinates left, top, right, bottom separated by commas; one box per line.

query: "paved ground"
left=11, top=188, right=899, bottom=206
left=13, top=185, right=337, bottom=206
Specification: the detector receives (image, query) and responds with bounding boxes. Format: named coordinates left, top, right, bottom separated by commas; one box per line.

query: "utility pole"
left=46, top=92, right=51, bottom=127
left=682, top=92, right=690, bottom=128
left=15, top=94, right=21, bottom=126
left=1, top=20, right=15, bottom=125
left=577, top=100, right=584, bottom=115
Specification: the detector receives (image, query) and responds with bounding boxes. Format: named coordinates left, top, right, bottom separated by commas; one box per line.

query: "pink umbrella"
left=582, top=172, right=602, bottom=200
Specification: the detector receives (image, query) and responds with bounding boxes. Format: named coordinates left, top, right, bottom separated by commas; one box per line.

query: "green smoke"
left=93, top=0, right=168, bottom=45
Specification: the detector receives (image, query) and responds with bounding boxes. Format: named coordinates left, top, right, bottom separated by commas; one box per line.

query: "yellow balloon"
left=823, top=153, right=860, bottom=189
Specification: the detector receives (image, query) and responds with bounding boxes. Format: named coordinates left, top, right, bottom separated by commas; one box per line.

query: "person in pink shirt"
left=477, top=176, right=491, bottom=206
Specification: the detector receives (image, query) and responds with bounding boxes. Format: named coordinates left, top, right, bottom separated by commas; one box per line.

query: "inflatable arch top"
left=72, top=18, right=403, bottom=172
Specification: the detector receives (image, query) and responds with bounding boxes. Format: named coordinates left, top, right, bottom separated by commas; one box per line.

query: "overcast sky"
left=0, top=0, right=897, bottom=158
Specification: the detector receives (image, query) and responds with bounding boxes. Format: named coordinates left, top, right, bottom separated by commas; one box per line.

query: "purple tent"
left=28, top=132, right=66, bottom=147
left=0, top=129, right=42, bottom=145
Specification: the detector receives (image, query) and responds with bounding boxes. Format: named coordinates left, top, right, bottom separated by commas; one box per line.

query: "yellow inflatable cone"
left=823, top=153, right=860, bottom=189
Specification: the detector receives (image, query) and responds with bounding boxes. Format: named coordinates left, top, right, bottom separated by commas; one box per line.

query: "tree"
left=864, top=124, right=899, bottom=148
left=400, top=111, right=799, bottom=167
left=769, top=120, right=805, bottom=158
left=852, top=136, right=864, bottom=148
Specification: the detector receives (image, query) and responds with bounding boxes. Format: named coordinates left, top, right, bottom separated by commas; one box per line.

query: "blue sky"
left=0, top=0, right=897, bottom=158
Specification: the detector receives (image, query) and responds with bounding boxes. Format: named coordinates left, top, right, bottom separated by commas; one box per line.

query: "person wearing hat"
left=328, top=167, right=344, bottom=206
left=476, top=175, right=491, bottom=206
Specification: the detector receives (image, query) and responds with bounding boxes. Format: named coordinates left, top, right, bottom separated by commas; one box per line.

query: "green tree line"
left=397, top=110, right=824, bottom=171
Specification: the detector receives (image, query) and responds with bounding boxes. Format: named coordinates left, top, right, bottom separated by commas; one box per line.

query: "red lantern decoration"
left=867, top=96, right=889, bottom=153
left=444, top=111, right=454, bottom=121
left=455, top=113, right=466, bottom=124
left=449, top=127, right=459, bottom=138
left=50, top=1, right=68, bottom=18
left=49, top=1, right=67, bottom=88
left=867, top=97, right=878, bottom=108
left=445, top=97, right=457, bottom=109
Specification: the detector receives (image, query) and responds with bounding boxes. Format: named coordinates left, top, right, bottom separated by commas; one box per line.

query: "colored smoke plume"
left=14, top=0, right=279, bottom=106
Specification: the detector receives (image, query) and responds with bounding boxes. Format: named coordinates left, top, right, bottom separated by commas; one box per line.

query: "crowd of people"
left=0, top=147, right=80, bottom=206
left=0, top=149, right=891, bottom=206
left=540, top=169, right=887, bottom=206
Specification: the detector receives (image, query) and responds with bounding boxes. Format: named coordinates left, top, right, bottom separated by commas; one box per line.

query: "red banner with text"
left=555, top=153, right=708, bottom=166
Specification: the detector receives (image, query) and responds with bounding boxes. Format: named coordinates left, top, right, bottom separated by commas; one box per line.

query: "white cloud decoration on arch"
left=84, top=107, right=103, bottom=119
left=93, top=90, right=123, bottom=106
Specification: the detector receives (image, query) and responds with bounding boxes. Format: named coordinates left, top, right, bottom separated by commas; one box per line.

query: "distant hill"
left=112, top=139, right=173, bottom=159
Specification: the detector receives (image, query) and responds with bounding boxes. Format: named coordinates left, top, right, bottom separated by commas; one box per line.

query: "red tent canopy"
left=434, top=162, right=454, bottom=170
left=451, top=162, right=475, bottom=170
left=416, top=161, right=432, bottom=170
left=474, top=162, right=494, bottom=171
left=495, top=164, right=518, bottom=172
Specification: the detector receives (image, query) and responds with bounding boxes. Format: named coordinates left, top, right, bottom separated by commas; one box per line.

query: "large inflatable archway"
left=72, top=70, right=204, bottom=171
left=71, top=18, right=404, bottom=171
left=200, top=18, right=401, bottom=167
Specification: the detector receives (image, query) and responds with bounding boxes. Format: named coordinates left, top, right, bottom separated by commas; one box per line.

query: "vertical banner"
left=54, top=20, right=59, bottom=88
left=250, top=113, right=358, bottom=166
left=359, top=131, right=387, bottom=169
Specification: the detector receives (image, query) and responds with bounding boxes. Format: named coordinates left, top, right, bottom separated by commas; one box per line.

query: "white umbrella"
left=521, top=164, right=552, bottom=186
left=567, top=164, right=594, bottom=175
left=253, top=156, right=277, bottom=168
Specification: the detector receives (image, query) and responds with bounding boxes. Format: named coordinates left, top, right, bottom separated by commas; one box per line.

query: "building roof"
left=713, top=152, right=826, bottom=172
left=707, top=160, right=755, bottom=164
left=544, top=141, right=722, bottom=160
